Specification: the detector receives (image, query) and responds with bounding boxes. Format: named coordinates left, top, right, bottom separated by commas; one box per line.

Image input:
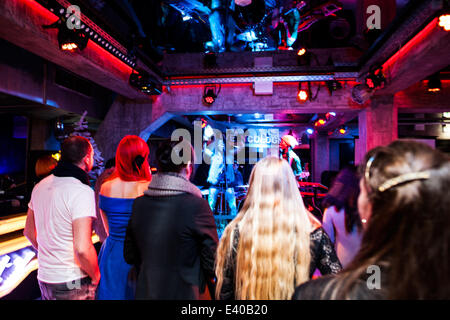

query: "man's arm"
left=73, top=217, right=100, bottom=285
left=124, top=212, right=141, bottom=266
left=23, top=208, right=38, bottom=250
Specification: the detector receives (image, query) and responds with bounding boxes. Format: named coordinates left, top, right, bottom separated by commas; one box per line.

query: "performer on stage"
left=206, top=139, right=238, bottom=217
left=267, top=1, right=306, bottom=49
left=279, top=134, right=303, bottom=178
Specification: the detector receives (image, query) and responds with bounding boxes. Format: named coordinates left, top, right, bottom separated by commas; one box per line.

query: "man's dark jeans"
left=38, top=276, right=97, bottom=300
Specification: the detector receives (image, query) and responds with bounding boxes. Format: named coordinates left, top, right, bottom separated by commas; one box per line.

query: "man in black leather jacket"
left=124, top=141, right=219, bottom=299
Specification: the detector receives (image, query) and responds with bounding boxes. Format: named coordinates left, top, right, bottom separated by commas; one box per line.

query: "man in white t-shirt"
left=24, top=136, right=100, bottom=300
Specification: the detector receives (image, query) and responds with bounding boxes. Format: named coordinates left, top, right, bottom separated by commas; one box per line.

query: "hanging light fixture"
left=203, top=84, right=221, bottom=105
left=427, top=73, right=441, bottom=93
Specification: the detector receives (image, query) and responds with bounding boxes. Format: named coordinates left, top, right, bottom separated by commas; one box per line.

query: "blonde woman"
left=215, top=157, right=342, bottom=300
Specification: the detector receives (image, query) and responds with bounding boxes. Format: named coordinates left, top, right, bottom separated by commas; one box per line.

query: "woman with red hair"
left=96, top=135, right=151, bottom=300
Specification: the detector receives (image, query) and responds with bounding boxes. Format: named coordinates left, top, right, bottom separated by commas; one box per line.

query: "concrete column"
left=94, top=96, right=154, bottom=160
left=312, top=133, right=330, bottom=183
left=355, top=95, right=397, bottom=164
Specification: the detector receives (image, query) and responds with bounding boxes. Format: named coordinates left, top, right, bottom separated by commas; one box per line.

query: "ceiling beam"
left=0, top=0, right=145, bottom=99
left=376, top=17, right=450, bottom=95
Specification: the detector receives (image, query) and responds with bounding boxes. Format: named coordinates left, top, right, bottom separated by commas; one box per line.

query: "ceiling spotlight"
left=306, top=128, right=314, bottom=135
left=365, top=68, right=386, bottom=90
left=338, top=127, right=347, bottom=134
left=351, top=83, right=373, bottom=104
left=326, top=112, right=336, bottom=118
left=61, top=43, right=78, bottom=51
left=439, top=14, right=450, bottom=31
left=203, top=84, right=220, bottom=105
left=44, top=19, right=88, bottom=52
left=203, top=89, right=216, bottom=104
left=297, top=48, right=311, bottom=65
left=297, top=82, right=309, bottom=102
left=298, top=90, right=308, bottom=101
left=326, top=80, right=343, bottom=95
left=129, top=70, right=162, bottom=95
left=58, top=28, right=88, bottom=52
left=297, top=48, right=306, bottom=56
left=427, top=73, right=441, bottom=93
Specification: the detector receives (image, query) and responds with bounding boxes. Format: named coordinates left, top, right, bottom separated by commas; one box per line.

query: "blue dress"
left=96, top=195, right=135, bottom=300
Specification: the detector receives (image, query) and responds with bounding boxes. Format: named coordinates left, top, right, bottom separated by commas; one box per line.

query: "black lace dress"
left=218, top=226, right=342, bottom=300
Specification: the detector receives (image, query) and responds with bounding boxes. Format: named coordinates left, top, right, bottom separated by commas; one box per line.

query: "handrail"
left=0, top=213, right=27, bottom=236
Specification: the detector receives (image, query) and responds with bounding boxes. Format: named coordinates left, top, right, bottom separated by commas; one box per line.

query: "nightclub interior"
left=0, top=0, right=449, bottom=301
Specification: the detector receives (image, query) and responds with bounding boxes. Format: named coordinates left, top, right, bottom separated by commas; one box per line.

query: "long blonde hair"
left=215, top=156, right=313, bottom=300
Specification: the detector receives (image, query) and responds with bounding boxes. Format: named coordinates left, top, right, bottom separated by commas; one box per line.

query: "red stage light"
left=439, top=14, right=450, bottom=31
left=298, top=89, right=308, bottom=101
left=204, top=96, right=215, bottom=104
left=202, top=85, right=219, bottom=105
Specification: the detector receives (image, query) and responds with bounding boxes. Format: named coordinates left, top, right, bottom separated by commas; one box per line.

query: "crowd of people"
left=24, top=135, right=450, bottom=300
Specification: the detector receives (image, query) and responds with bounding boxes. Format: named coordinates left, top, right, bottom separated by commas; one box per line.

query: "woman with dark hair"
left=321, top=166, right=363, bottom=268
left=96, top=135, right=152, bottom=300
left=293, top=140, right=450, bottom=299
left=124, top=140, right=219, bottom=299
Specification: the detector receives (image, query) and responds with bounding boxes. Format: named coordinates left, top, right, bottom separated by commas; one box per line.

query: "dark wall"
left=0, top=115, right=27, bottom=175
left=0, top=38, right=114, bottom=120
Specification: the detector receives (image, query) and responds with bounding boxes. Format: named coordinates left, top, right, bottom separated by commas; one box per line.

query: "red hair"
left=109, top=135, right=152, bottom=182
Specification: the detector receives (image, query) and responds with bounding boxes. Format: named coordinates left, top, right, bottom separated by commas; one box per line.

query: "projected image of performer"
left=206, top=139, right=238, bottom=217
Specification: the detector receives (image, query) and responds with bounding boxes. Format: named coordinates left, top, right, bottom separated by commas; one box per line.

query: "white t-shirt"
left=28, top=174, right=96, bottom=283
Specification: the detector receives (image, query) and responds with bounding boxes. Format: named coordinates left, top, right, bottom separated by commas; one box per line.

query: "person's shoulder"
left=324, top=205, right=340, bottom=216
left=293, top=275, right=337, bottom=300
left=177, top=194, right=212, bottom=216
left=182, top=193, right=209, bottom=207
left=99, top=177, right=119, bottom=193
left=32, top=174, right=53, bottom=189
left=58, top=177, right=94, bottom=196
left=310, top=225, right=328, bottom=242
left=308, top=212, right=322, bottom=231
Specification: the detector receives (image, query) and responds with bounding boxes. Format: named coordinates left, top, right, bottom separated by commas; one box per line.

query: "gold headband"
left=365, top=154, right=431, bottom=192
left=378, top=171, right=431, bottom=192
